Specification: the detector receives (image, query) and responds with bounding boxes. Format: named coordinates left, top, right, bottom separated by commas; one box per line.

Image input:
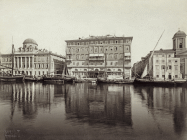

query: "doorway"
left=168, top=74, right=172, bottom=79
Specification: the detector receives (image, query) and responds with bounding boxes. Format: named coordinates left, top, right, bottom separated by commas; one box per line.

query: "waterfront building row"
left=132, top=30, right=187, bottom=80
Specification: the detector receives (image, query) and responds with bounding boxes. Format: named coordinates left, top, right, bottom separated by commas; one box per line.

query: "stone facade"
left=65, top=35, right=133, bottom=78
left=0, top=38, right=65, bottom=76
left=132, top=30, right=187, bottom=80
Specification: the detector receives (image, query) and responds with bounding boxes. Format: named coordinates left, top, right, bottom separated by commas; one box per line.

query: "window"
left=156, top=60, right=159, bottom=63
left=175, top=60, right=177, bottom=63
left=168, top=60, right=171, bottom=63
left=76, top=55, right=79, bottom=60
left=156, top=65, right=159, bottom=70
left=39, top=71, right=40, bottom=75
left=77, top=42, right=80, bottom=45
left=168, top=55, right=171, bottom=57
left=169, top=65, right=172, bottom=69
left=162, top=54, right=165, bottom=57
left=157, top=75, right=159, bottom=78
left=161, top=65, right=165, bottom=69
left=111, top=62, right=113, bottom=65
left=179, top=43, right=182, bottom=48
left=162, top=60, right=165, bottom=63
left=162, top=75, right=165, bottom=78
left=175, top=66, right=178, bottom=70
left=76, top=49, right=79, bottom=53
left=95, top=41, right=98, bottom=44
left=105, top=41, right=108, bottom=44
left=115, top=40, right=118, bottom=43
left=100, top=41, right=103, bottom=44
left=175, top=75, right=178, bottom=78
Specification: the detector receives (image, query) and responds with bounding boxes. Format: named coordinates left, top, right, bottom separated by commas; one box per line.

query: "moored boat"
left=134, top=77, right=186, bottom=86
left=24, top=75, right=43, bottom=82
left=0, top=75, right=23, bottom=82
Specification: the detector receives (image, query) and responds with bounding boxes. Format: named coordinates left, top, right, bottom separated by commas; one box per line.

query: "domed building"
left=132, top=29, right=187, bottom=80
left=0, top=38, right=66, bottom=76
left=174, top=30, right=187, bottom=79
left=173, top=30, right=186, bottom=51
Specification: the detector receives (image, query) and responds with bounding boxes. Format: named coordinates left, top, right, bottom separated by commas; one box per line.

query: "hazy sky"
left=0, top=0, right=187, bottom=64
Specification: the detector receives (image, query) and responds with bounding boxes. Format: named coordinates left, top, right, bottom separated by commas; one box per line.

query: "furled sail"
left=141, top=64, right=147, bottom=78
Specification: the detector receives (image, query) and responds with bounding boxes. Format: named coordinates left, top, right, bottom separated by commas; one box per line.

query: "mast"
left=12, top=37, right=14, bottom=76
left=141, top=30, right=165, bottom=78
left=148, top=30, right=165, bottom=73
left=123, top=43, right=124, bottom=79
left=104, top=47, right=106, bottom=78
left=88, top=45, right=89, bottom=78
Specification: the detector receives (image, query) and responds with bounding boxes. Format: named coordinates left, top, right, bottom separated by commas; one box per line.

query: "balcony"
left=89, top=53, right=104, bottom=61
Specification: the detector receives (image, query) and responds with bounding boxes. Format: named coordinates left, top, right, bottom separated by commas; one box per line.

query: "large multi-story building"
left=0, top=38, right=65, bottom=76
left=65, top=35, right=133, bottom=78
left=132, top=30, right=187, bottom=80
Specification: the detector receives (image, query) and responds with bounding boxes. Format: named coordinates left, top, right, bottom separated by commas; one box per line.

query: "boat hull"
left=134, top=78, right=186, bottom=86
left=0, top=76, right=23, bottom=82
left=43, top=76, right=75, bottom=83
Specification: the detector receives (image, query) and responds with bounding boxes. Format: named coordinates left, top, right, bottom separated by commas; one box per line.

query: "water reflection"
left=0, top=82, right=186, bottom=139
left=65, top=84, right=133, bottom=127
left=134, top=85, right=187, bottom=136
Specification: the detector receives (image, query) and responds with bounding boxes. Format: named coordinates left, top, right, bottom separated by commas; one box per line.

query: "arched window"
left=180, top=43, right=183, bottom=48
left=118, top=69, right=121, bottom=72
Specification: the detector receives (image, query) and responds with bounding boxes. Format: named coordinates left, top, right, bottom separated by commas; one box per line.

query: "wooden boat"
left=24, top=76, right=43, bottom=81
left=0, top=75, right=23, bottom=82
left=134, top=78, right=186, bottom=86
left=0, top=43, right=24, bottom=82
left=115, top=79, right=134, bottom=84
left=43, top=75, right=76, bottom=83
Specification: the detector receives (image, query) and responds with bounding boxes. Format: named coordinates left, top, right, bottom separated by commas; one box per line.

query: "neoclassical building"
left=65, top=35, right=133, bottom=78
left=132, top=30, right=187, bottom=79
left=0, top=38, right=65, bottom=76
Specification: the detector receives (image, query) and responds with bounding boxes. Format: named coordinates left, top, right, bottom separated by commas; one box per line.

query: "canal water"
left=0, top=82, right=187, bottom=140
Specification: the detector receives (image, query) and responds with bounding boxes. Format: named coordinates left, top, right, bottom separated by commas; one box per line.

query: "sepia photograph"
left=0, top=0, right=187, bottom=140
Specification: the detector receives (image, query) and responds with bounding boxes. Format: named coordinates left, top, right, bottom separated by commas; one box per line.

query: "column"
left=176, top=39, right=178, bottom=49
left=17, top=57, right=19, bottom=68
left=20, top=57, right=22, bottom=68
left=28, top=57, right=30, bottom=69
left=32, top=56, right=34, bottom=76
left=14, top=56, right=16, bottom=69
left=184, top=38, right=186, bottom=48
left=25, top=57, right=27, bottom=69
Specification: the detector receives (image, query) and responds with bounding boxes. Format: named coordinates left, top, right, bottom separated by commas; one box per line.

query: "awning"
left=89, top=54, right=104, bottom=57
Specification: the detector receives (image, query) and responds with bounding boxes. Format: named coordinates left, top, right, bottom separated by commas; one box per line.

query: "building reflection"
left=134, top=85, right=187, bottom=135
left=0, top=82, right=66, bottom=121
left=65, top=83, right=133, bottom=126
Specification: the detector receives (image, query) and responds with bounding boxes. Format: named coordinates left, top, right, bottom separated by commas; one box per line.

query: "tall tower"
left=173, top=29, right=186, bottom=53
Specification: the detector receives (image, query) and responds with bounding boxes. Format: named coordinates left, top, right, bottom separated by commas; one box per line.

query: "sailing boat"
left=0, top=43, right=23, bottom=82
left=43, top=57, right=75, bottom=84
left=134, top=31, right=186, bottom=86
